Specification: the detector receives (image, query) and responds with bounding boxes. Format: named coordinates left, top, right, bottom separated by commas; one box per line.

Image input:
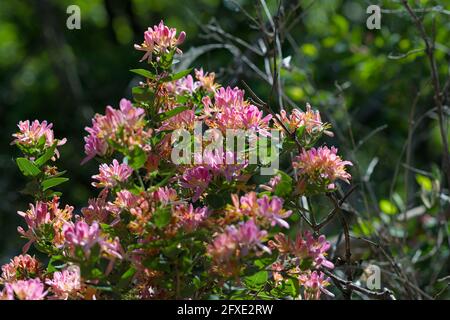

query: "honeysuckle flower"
left=276, top=104, right=333, bottom=138
left=46, top=265, right=81, bottom=300
left=201, top=150, right=248, bottom=182
left=256, top=195, right=292, bottom=229
left=226, top=192, right=291, bottom=228
left=180, top=166, right=212, bottom=201
left=134, top=21, right=186, bottom=62
left=81, top=189, right=111, bottom=224
left=299, top=271, right=334, bottom=300
left=11, top=120, right=66, bottom=158
left=82, top=99, right=150, bottom=164
left=293, top=146, right=352, bottom=194
left=205, top=86, right=272, bottom=135
left=92, top=159, right=133, bottom=188
left=6, top=278, right=47, bottom=300
left=270, top=231, right=334, bottom=270
left=259, top=175, right=281, bottom=192
left=195, top=68, right=219, bottom=92
left=297, top=231, right=334, bottom=269
left=153, top=187, right=178, bottom=205
left=1, top=254, right=40, bottom=282
left=17, top=197, right=74, bottom=252
left=157, top=109, right=196, bottom=132
left=168, top=75, right=200, bottom=95
left=63, top=220, right=102, bottom=258
left=173, top=204, right=208, bottom=232
left=208, top=220, right=270, bottom=267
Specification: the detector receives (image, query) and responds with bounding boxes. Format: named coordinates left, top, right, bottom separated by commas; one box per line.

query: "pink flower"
left=92, top=159, right=133, bottom=188
left=293, top=146, right=352, bottom=193
left=153, top=187, right=178, bottom=205
left=259, top=175, right=281, bottom=192
left=180, top=166, right=212, bottom=201
left=271, top=231, right=334, bottom=270
left=208, top=220, right=270, bottom=264
left=256, top=195, right=292, bottom=229
left=17, top=198, right=74, bottom=252
left=206, top=86, right=272, bottom=135
left=299, top=271, right=334, bottom=300
left=195, top=68, right=218, bottom=92
left=82, top=99, right=149, bottom=164
left=6, top=279, right=47, bottom=300
left=46, top=265, right=81, bottom=300
left=1, top=254, right=40, bottom=281
left=276, top=104, right=333, bottom=137
left=227, top=192, right=291, bottom=228
left=81, top=189, right=111, bottom=224
left=134, top=21, right=186, bottom=62
left=157, top=109, right=196, bottom=132
left=11, top=120, right=66, bottom=158
left=63, top=220, right=102, bottom=258
left=173, top=204, right=208, bottom=232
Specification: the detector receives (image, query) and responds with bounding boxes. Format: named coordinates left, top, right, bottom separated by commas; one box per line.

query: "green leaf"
left=42, top=177, right=69, bottom=191
left=379, top=199, right=397, bottom=215
left=244, top=271, right=268, bottom=289
left=156, top=106, right=189, bottom=122
left=130, top=69, right=155, bottom=79
left=161, top=68, right=192, bottom=82
left=132, top=86, right=154, bottom=103
left=35, top=144, right=57, bottom=167
left=153, top=207, right=171, bottom=229
left=127, top=147, right=147, bottom=170
left=16, top=157, right=41, bottom=177
left=273, top=170, right=293, bottom=197
left=415, top=174, right=433, bottom=192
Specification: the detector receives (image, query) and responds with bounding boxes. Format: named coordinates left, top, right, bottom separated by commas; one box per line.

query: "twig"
left=321, top=269, right=395, bottom=300
left=401, top=0, right=450, bottom=188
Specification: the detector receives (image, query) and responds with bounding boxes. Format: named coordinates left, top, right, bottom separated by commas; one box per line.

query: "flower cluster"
left=11, top=120, right=66, bottom=159
left=82, top=99, right=150, bottom=164
left=134, top=21, right=186, bottom=63
left=92, top=159, right=133, bottom=189
left=293, top=146, right=352, bottom=194
left=2, top=21, right=353, bottom=300
left=269, top=231, right=334, bottom=299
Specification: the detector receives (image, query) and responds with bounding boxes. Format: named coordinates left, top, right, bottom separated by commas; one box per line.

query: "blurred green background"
left=0, top=0, right=449, bottom=281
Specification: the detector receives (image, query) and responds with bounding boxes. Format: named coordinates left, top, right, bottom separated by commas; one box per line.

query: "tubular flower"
left=81, top=189, right=112, bottom=224
left=82, top=99, right=150, bottom=164
left=226, top=192, right=291, bottom=228
left=63, top=220, right=122, bottom=264
left=45, top=265, right=81, bottom=300
left=208, top=220, right=270, bottom=267
left=5, top=278, right=47, bottom=300
left=299, top=271, right=334, bottom=300
left=256, top=195, right=292, bottom=229
left=92, top=159, right=133, bottom=188
left=195, top=68, right=219, bottom=92
left=172, top=204, right=208, bottom=232
left=153, top=187, right=178, bottom=205
left=17, top=197, right=74, bottom=252
left=204, top=86, right=272, bottom=135
left=276, top=104, right=333, bottom=138
left=11, top=120, right=66, bottom=158
left=270, top=231, right=334, bottom=270
left=1, top=254, right=40, bottom=281
left=134, top=20, right=186, bottom=62
left=179, top=166, right=212, bottom=202
left=293, top=146, right=352, bottom=194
